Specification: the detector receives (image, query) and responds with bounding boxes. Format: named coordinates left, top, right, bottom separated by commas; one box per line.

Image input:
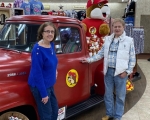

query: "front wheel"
left=0, top=111, right=29, bottom=120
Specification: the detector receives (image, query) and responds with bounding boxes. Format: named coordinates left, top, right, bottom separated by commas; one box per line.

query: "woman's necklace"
left=42, top=39, right=53, bottom=55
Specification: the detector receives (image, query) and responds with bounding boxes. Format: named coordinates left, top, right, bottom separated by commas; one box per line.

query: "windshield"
left=0, top=23, right=40, bottom=52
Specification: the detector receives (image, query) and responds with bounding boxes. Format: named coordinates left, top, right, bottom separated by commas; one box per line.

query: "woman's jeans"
left=30, top=86, right=58, bottom=120
left=104, top=67, right=127, bottom=120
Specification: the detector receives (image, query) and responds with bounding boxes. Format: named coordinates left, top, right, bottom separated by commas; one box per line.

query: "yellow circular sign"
left=66, top=69, right=78, bottom=87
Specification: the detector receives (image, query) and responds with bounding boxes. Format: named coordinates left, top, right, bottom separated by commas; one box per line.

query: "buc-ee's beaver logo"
left=66, top=69, right=78, bottom=87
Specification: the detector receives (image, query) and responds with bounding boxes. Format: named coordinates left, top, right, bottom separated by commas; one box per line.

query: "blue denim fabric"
left=30, top=86, right=58, bottom=120
left=104, top=67, right=127, bottom=120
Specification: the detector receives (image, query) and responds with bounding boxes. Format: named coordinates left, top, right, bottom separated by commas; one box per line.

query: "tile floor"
left=122, top=59, right=150, bottom=120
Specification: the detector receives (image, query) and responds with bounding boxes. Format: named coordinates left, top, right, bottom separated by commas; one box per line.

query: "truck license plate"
left=57, top=106, right=66, bottom=120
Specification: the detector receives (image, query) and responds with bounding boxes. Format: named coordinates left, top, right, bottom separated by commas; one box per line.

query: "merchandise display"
left=123, top=0, right=135, bottom=25
left=126, top=0, right=135, bottom=16
left=126, top=79, right=134, bottom=93
left=6, top=3, right=12, bottom=8
left=0, top=2, right=5, bottom=7
left=125, top=23, right=133, bottom=36
left=20, top=0, right=31, bottom=15
left=123, top=0, right=143, bottom=82
left=30, top=0, right=44, bottom=15
left=132, top=27, right=144, bottom=81
left=132, top=27, right=144, bottom=54
left=124, top=15, right=134, bottom=25
left=54, top=5, right=66, bottom=16
left=43, top=8, right=85, bottom=20
left=77, top=10, right=86, bottom=21
left=64, top=10, right=78, bottom=18
left=13, top=0, right=24, bottom=8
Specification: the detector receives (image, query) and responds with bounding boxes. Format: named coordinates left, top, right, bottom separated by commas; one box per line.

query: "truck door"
left=54, top=23, right=90, bottom=107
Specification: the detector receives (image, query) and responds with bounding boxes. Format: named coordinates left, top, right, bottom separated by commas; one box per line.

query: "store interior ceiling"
left=2, top=0, right=127, bottom=3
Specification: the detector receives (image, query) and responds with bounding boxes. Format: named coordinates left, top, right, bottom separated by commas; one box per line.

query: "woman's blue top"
left=28, top=42, right=58, bottom=98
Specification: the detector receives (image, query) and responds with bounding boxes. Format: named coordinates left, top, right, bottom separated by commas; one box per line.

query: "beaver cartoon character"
left=82, top=0, right=110, bottom=57
left=67, top=71, right=76, bottom=85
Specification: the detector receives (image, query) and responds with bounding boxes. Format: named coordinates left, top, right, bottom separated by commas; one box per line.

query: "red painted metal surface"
left=0, top=49, right=38, bottom=117
left=7, top=15, right=81, bottom=25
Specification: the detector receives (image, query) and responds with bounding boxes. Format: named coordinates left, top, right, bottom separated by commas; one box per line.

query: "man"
left=82, top=18, right=136, bottom=120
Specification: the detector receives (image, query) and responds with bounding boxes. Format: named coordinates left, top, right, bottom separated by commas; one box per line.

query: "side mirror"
left=0, top=14, right=7, bottom=25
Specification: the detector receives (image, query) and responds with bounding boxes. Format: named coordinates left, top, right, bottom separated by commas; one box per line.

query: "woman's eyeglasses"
left=43, top=30, right=55, bottom=34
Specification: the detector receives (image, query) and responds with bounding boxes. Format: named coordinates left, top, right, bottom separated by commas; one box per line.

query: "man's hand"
left=81, top=58, right=88, bottom=63
left=42, top=96, right=49, bottom=104
left=119, top=71, right=127, bottom=78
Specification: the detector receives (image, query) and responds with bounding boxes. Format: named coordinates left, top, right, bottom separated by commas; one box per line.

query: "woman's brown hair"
left=37, top=22, right=57, bottom=41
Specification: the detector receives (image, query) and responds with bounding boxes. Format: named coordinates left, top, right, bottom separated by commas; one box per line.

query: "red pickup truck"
left=0, top=15, right=105, bottom=120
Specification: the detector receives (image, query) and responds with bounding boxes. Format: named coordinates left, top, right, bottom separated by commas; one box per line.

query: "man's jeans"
left=104, top=67, right=127, bottom=120
left=30, top=86, right=58, bottom=120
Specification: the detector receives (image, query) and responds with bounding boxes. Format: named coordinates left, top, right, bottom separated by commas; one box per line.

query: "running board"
left=65, top=95, right=104, bottom=119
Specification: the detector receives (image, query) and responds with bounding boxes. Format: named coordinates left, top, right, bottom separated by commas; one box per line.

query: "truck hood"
left=0, top=48, right=31, bottom=80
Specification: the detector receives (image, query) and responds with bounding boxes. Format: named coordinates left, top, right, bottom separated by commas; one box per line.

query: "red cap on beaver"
left=87, top=0, right=108, bottom=8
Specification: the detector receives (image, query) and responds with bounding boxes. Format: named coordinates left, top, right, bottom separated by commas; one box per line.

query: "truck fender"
left=0, top=80, right=36, bottom=112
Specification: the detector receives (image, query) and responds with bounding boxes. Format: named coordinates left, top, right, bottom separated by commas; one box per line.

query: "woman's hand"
left=42, top=96, right=49, bottom=104
left=119, top=71, right=127, bottom=78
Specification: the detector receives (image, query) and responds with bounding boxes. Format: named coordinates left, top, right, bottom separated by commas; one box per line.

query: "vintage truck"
left=0, top=15, right=105, bottom=120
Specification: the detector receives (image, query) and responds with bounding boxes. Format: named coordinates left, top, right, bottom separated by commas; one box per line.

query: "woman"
left=28, top=22, right=58, bottom=120
left=82, top=18, right=136, bottom=120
